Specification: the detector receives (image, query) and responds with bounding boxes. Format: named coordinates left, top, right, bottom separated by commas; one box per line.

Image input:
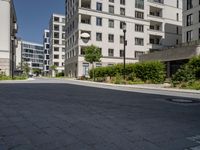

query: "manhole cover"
left=166, top=98, right=199, bottom=104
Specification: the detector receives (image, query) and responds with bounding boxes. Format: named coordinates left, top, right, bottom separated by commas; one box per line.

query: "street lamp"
left=122, top=23, right=127, bottom=80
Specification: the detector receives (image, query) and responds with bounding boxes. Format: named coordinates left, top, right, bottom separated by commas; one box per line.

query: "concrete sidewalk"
left=60, top=78, right=200, bottom=99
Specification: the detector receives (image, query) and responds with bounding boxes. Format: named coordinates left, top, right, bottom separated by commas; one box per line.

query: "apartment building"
left=43, top=29, right=50, bottom=75
left=182, top=0, right=200, bottom=43
left=20, top=41, right=44, bottom=72
left=140, top=0, right=200, bottom=77
left=0, top=0, right=18, bottom=76
left=49, top=14, right=66, bottom=76
left=65, top=0, right=182, bottom=78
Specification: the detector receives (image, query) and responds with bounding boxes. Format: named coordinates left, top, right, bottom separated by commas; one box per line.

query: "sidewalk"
left=62, top=78, right=200, bottom=99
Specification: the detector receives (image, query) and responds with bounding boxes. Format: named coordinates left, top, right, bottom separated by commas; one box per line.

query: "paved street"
left=0, top=78, right=200, bottom=150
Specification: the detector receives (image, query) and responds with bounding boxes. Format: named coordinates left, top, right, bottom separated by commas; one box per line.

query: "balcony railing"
left=148, top=0, right=164, bottom=4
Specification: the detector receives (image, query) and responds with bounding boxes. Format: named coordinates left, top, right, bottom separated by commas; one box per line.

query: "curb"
left=65, top=79, right=200, bottom=95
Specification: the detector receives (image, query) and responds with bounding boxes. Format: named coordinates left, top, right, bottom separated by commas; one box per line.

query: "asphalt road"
left=0, top=78, right=200, bottom=150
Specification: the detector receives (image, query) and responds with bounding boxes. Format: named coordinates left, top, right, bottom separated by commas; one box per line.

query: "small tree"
left=50, top=65, right=58, bottom=77
left=84, top=45, right=102, bottom=81
left=21, top=62, right=30, bottom=76
left=32, top=68, right=41, bottom=76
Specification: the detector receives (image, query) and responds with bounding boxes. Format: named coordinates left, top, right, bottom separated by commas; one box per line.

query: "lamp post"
left=122, top=23, right=127, bottom=80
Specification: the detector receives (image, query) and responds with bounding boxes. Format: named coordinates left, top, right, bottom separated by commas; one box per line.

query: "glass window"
left=135, top=0, right=144, bottom=9
left=109, top=19, right=114, bottom=28
left=96, top=2, right=102, bottom=11
left=96, top=17, right=102, bottom=26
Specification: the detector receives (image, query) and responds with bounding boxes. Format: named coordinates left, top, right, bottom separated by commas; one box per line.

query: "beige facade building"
left=0, top=0, right=18, bottom=76
left=64, top=0, right=182, bottom=78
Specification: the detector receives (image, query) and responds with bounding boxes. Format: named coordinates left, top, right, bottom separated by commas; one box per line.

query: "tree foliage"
left=84, top=45, right=102, bottom=64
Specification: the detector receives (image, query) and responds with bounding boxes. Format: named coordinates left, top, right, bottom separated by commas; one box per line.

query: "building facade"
left=140, top=0, right=200, bottom=77
left=20, top=41, right=44, bottom=73
left=43, top=29, right=50, bottom=75
left=0, top=0, right=18, bottom=76
left=49, top=14, right=66, bottom=76
left=64, top=0, right=182, bottom=78
left=182, top=0, right=200, bottom=43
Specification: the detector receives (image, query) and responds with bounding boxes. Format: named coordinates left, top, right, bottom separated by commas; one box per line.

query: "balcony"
left=81, top=0, right=91, bottom=9
left=149, top=6, right=162, bottom=17
left=148, top=21, right=164, bottom=36
left=148, top=35, right=163, bottom=50
left=80, top=14, right=91, bottom=25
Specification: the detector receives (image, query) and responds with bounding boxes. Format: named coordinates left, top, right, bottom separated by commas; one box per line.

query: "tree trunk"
left=92, top=62, right=95, bottom=81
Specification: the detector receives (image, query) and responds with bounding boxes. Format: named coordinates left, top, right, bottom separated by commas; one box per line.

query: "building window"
left=109, top=19, right=114, bottom=28
left=135, top=38, right=144, bottom=46
left=135, top=0, right=144, bottom=9
left=199, top=28, right=200, bottom=39
left=109, top=5, right=114, bottom=14
left=96, top=2, right=102, bottom=11
left=54, top=17, right=59, bottom=22
left=54, top=25, right=59, bottom=31
left=120, top=0, right=125, bottom=5
left=108, top=49, right=114, bottom=57
left=108, top=34, right=114, bottom=42
left=109, top=0, right=114, bottom=3
left=54, top=40, right=59, bottom=45
left=120, top=36, right=124, bottom=44
left=176, top=39, right=179, bottom=45
left=135, top=24, right=144, bottom=32
left=135, top=11, right=144, bottom=19
left=176, top=13, right=179, bottom=21
left=187, top=14, right=193, bottom=26
left=135, top=51, right=144, bottom=58
left=120, top=22, right=126, bottom=29
left=187, top=0, right=193, bottom=10
left=96, top=17, right=102, bottom=26
left=187, top=30, right=192, bottom=42
left=54, top=55, right=59, bottom=59
left=120, top=8, right=125, bottom=16
left=120, top=50, right=124, bottom=57
left=177, top=0, right=179, bottom=8
left=54, top=47, right=59, bottom=51
left=199, top=11, right=200, bottom=22
left=82, top=63, right=89, bottom=76
left=96, top=33, right=102, bottom=41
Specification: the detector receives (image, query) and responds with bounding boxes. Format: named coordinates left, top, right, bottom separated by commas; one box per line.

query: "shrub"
left=172, top=65, right=195, bottom=85
left=56, top=72, right=64, bottom=77
left=187, top=56, right=200, bottom=79
left=89, top=61, right=166, bottom=84
left=134, top=61, right=166, bottom=84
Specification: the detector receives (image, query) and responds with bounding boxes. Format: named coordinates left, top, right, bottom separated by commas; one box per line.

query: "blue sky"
left=14, top=0, right=65, bottom=44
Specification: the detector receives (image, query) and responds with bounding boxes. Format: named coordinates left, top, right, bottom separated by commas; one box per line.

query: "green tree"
left=21, top=62, right=30, bottom=75
left=84, top=45, right=102, bottom=81
left=32, top=68, right=42, bottom=76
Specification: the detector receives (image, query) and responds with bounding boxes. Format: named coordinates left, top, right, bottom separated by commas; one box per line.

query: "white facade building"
left=49, top=14, right=66, bottom=76
left=65, top=0, right=182, bottom=78
left=20, top=41, right=44, bottom=71
left=43, top=29, right=50, bottom=75
left=0, top=0, right=18, bottom=76
left=182, top=0, right=200, bottom=43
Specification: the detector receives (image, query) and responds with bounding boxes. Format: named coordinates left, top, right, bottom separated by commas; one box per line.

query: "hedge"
left=90, top=61, right=166, bottom=84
